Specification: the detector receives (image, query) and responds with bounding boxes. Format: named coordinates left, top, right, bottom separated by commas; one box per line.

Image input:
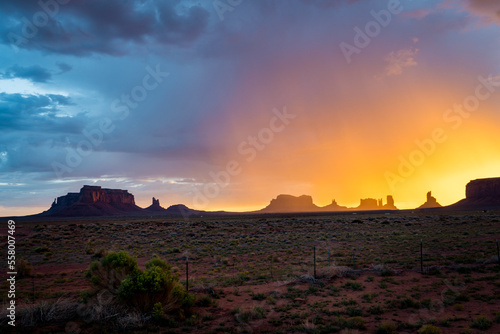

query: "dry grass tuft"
left=316, top=266, right=351, bottom=279
left=13, top=298, right=78, bottom=327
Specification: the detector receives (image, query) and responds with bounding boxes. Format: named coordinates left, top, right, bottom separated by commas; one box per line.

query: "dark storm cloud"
left=0, top=92, right=83, bottom=133
left=0, top=92, right=92, bottom=175
left=0, top=0, right=210, bottom=56
left=1, top=64, right=52, bottom=82
left=56, top=62, right=72, bottom=74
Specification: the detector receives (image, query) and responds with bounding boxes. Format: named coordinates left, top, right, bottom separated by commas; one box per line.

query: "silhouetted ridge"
left=418, top=191, right=441, bottom=209
left=145, top=197, right=167, bottom=212
left=260, top=194, right=396, bottom=213
left=261, top=194, right=320, bottom=213
left=41, top=185, right=142, bottom=217
left=449, top=177, right=500, bottom=210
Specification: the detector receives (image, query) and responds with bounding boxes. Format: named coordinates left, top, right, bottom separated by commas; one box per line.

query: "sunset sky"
left=1, top=0, right=500, bottom=216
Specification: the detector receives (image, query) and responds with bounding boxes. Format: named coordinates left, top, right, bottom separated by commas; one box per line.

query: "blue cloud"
left=0, top=0, right=210, bottom=56
left=2, top=64, right=52, bottom=82
left=0, top=92, right=80, bottom=132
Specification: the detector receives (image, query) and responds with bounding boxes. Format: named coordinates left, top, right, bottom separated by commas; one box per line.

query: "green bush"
left=377, top=321, right=398, bottom=334
left=368, top=305, right=384, bottom=315
left=145, top=255, right=170, bottom=270
left=345, top=316, right=366, bottom=329
left=119, top=263, right=195, bottom=312
left=471, top=314, right=493, bottom=330
left=86, top=251, right=138, bottom=293
left=251, top=293, right=267, bottom=301
left=418, top=324, right=442, bottom=334
left=152, top=302, right=164, bottom=321
left=86, top=252, right=195, bottom=314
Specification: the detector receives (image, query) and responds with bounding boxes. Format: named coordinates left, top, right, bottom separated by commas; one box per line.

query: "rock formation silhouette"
left=42, top=185, right=142, bottom=217
left=262, top=194, right=396, bottom=213
left=261, top=195, right=320, bottom=213
left=356, top=195, right=397, bottom=210
left=418, top=191, right=442, bottom=209
left=450, top=177, right=500, bottom=209
left=383, top=195, right=397, bottom=210
left=31, top=177, right=500, bottom=218
left=145, top=197, right=167, bottom=212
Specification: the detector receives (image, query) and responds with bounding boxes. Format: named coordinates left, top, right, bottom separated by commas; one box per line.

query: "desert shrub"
left=418, top=324, right=442, bottom=334
left=233, top=306, right=265, bottom=324
left=342, top=281, right=364, bottom=291
left=388, top=295, right=420, bottom=309
left=427, top=267, right=442, bottom=276
left=16, top=258, right=34, bottom=278
left=152, top=302, right=164, bottom=321
left=14, top=299, right=78, bottom=327
left=145, top=255, right=170, bottom=270
left=471, top=314, right=492, bottom=330
left=196, top=295, right=215, bottom=307
left=376, top=321, right=398, bottom=334
left=251, top=292, right=267, bottom=301
left=345, top=316, right=366, bottom=329
left=316, top=266, right=350, bottom=279
left=34, top=246, right=50, bottom=253
left=85, top=252, right=195, bottom=315
left=345, top=306, right=363, bottom=317
left=119, top=261, right=195, bottom=312
left=368, top=305, right=384, bottom=315
left=86, top=251, right=138, bottom=293
left=459, top=328, right=474, bottom=334
left=91, top=248, right=107, bottom=259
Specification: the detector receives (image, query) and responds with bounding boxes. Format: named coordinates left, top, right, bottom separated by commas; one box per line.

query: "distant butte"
left=449, top=177, right=500, bottom=210
left=144, top=197, right=167, bottom=212
left=41, top=185, right=143, bottom=217
left=417, top=191, right=442, bottom=209
left=21, top=177, right=500, bottom=218
left=260, top=194, right=396, bottom=213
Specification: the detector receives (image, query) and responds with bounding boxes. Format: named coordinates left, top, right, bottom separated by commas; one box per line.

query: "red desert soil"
left=1, top=212, right=499, bottom=333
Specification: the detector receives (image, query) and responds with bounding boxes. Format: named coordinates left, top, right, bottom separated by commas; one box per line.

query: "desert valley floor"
left=1, top=211, right=499, bottom=333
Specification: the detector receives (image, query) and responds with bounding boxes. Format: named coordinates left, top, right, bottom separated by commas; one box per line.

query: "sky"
left=1, top=0, right=500, bottom=216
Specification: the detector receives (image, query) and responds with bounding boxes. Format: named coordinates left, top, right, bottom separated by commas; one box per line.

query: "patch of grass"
left=471, top=314, right=493, bottom=330
left=376, top=321, right=398, bottom=334
left=251, top=292, right=267, bottom=301
left=368, top=305, right=384, bottom=315
left=342, top=281, right=364, bottom=291
left=344, top=316, right=366, bottom=330
left=418, top=324, right=442, bottom=334
left=388, top=295, right=420, bottom=310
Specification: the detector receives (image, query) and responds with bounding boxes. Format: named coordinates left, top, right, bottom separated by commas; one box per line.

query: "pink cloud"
left=466, top=0, right=500, bottom=25
left=404, top=9, right=431, bottom=19
left=385, top=47, right=419, bottom=76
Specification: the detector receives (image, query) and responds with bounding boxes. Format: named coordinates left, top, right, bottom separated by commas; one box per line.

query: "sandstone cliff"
left=42, top=185, right=142, bottom=217
left=261, top=194, right=395, bottom=213
left=144, top=197, right=167, bottom=212
left=449, top=177, right=500, bottom=210
left=261, top=194, right=320, bottom=213
left=418, top=191, right=442, bottom=209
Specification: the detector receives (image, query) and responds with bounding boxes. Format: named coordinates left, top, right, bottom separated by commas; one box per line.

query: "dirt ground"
left=1, top=211, right=499, bottom=333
